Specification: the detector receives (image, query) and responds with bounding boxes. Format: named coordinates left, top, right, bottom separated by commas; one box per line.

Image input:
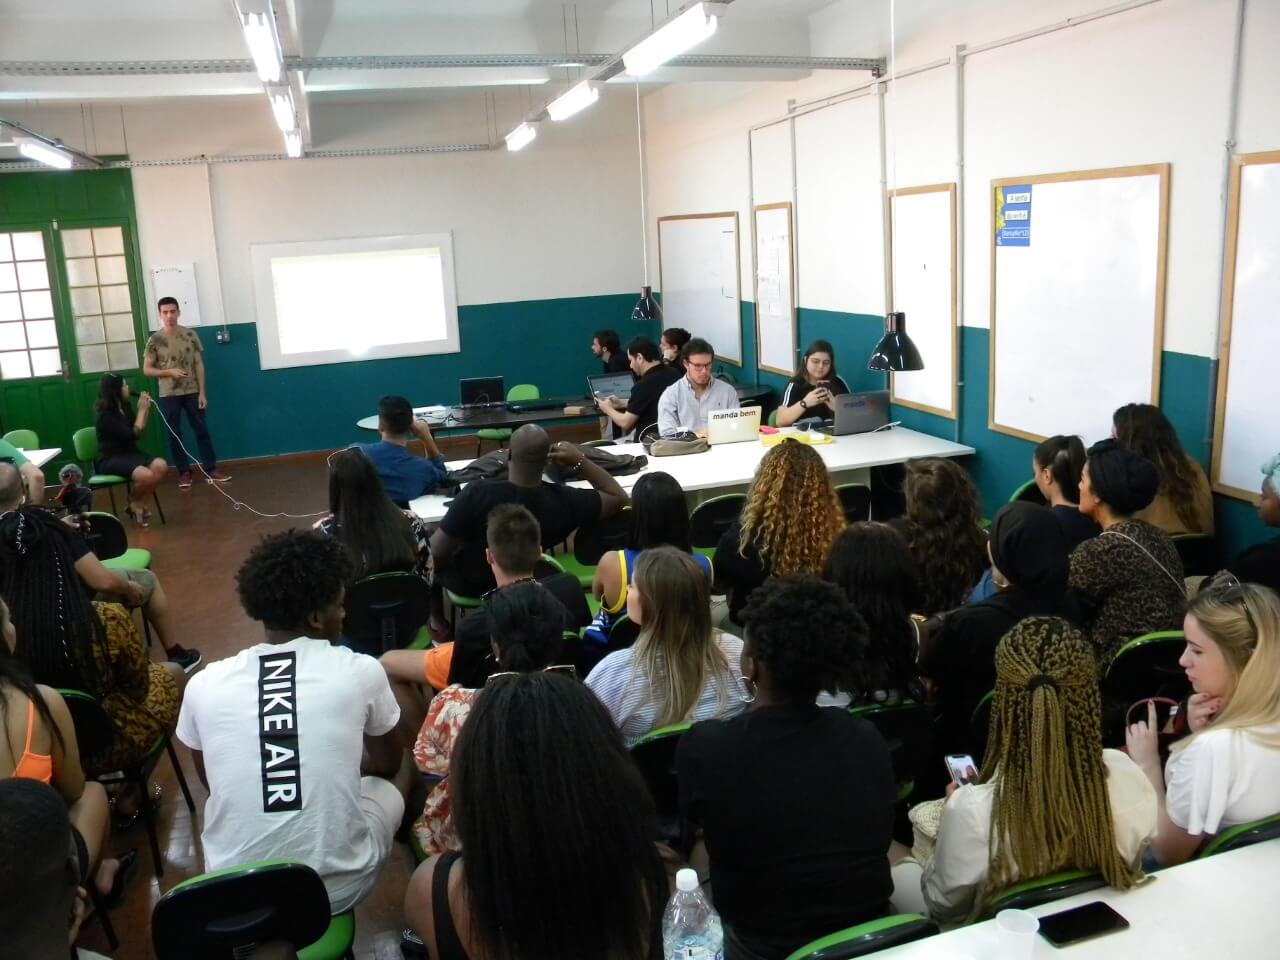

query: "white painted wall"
left=644, top=0, right=1279, bottom=361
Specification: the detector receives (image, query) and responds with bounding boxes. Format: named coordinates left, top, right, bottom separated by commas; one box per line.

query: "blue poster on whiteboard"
left=995, top=184, right=1032, bottom=246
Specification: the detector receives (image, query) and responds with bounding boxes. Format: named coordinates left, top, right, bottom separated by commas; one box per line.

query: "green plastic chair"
left=83, top=510, right=152, bottom=572
left=71, top=426, right=166, bottom=523
left=767, top=409, right=778, bottom=428
left=1199, top=813, right=1280, bottom=858
left=152, top=860, right=355, bottom=960
left=1103, top=629, right=1187, bottom=704
left=848, top=700, right=930, bottom=803
left=559, top=507, right=633, bottom=591
left=631, top=722, right=692, bottom=845
left=1007, top=477, right=1047, bottom=505
left=447, top=553, right=563, bottom=629
left=981, top=870, right=1105, bottom=917
left=1171, top=532, right=1218, bottom=576
left=835, top=482, right=872, bottom=523
left=690, top=493, right=746, bottom=558
left=970, top=688, right=995, bottom=765
left=475, top=383, right=539, bottom=456
left=783, top=914, right=938, bottom=959
left=344, top=571, right=432, bottom=657
left=2, top=427, right=39, bottom=449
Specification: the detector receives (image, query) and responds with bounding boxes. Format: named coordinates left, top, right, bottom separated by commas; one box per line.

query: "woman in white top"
left=918, top=617, right=1155, bottom=924
left=586, top=546, right=744, bottom=747
left=1127, top=581, right=1280, bottom=866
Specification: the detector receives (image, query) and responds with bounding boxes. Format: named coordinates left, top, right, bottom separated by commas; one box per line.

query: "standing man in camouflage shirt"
left=142, top=297, right=231, bottom=488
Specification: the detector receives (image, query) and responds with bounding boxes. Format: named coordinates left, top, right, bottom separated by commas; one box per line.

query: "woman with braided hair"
left=0, top=500, right=184, bottom=776
left=917, top=616, right=1155, bottom=923
left=713, top=439, right=845, bottom=626
left=1127, top=581, right=1280, bottom=866
left=677, top=575, right=895, bottom=960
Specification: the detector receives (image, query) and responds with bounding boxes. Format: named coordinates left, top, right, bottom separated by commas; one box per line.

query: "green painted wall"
left=198, top=292, right=648, bottom=461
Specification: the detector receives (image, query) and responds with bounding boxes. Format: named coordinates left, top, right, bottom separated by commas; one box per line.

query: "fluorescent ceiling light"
left=241, top=10, right=284, bottom=84
left=284, top=130, right=303, bottom=158
left=623, top=2, right=720, bottom=77
left=505, top=122, right=538, bottom=151
left=270, top=88, right=297, bottom=131
left=16, top=138, right=73, bottom=170
left=546, top=80, right=599, bottom=122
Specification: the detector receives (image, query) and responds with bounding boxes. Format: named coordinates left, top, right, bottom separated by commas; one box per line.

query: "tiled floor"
left=77, top=426, right=596, bottom=959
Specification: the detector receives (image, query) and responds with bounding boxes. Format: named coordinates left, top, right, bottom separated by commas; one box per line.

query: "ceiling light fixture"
left=15, top=137, right=73, bottom=170
left=629, top=82, right=661, bottom=326
left=623, top=2, right=720, bottom=78
left=546, top=79, right=598, bottom=122
left=504, top=121, right=538, bottom=151
left=269, top=88, right=298, bottom=132
left=241, top=10, right=284, bottom=84
left=284, top=130, right=303, bottom=158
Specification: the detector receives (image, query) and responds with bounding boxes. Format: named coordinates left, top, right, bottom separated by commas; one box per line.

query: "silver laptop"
left=815, top=390, right=891, bottom=436
left=706, top=406, right=761, bottom=445
left=587, top=372, right=635, bottom=402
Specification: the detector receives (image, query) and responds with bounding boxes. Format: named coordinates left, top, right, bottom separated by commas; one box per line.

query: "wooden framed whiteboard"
left=887, top=183, right=957, bottom=418
left=990, top=163, right=1169, bottom=445
left=753, top=202, right=797, bottom=377
left=1211, top=150, right=1280, bottom=502
left=657, top=212, right=741, bottom=365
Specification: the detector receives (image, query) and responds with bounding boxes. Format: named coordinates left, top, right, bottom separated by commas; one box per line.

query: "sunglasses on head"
left=485, top=664, right=578, bottom=686
left=481, top=577, right=542, bottom=602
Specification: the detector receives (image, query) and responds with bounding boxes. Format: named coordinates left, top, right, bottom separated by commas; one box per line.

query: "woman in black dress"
left=94, top=374, right=168, bottom=526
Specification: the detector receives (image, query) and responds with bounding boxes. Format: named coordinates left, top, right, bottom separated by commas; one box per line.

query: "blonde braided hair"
left=738, top=440, right=845, bottom=577
left=980, top=616, right=1143, bottom=904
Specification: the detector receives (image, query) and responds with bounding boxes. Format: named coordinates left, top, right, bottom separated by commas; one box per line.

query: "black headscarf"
left=1086, top=438, right=1161, bottom=516
left=990, top=501, right=1070, bottom=612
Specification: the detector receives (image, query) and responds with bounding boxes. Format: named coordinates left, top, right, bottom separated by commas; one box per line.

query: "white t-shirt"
left=176, top=638, right=400, bottom=900
left=585, top=632, right=746, bottom=746
left=921, top=749, right=1156, bottom=924
left=1164, top=725, right=1280, bottom=836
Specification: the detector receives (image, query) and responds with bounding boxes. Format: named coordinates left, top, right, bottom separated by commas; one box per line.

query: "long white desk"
left=409, top=427, right=974, bottom=523
left=876, top=839, right=1280, bottom=958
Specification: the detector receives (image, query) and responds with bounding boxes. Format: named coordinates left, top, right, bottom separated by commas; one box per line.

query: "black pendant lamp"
left=867, top=311, right=924, bottom=372
left=631, top=285, right=662, bottom=323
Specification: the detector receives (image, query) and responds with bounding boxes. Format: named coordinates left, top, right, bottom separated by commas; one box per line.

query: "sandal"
left=99, top=848, right=139, bottom=909
left=125, top=505, right=150, bottom=528
left=110, top=782, right=163, bottom=831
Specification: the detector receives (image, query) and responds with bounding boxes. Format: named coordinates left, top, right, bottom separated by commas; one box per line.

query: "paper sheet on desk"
left=761, top=431, right=831, bottom=446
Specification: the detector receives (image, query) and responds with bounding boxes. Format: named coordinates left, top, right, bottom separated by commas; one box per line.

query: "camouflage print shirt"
left=144, top=326, right=203, bottom=398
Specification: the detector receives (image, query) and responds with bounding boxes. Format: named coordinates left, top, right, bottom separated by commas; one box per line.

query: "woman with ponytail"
left=411, top=580, right=570, bottom=857
left=1033, top=435, right=1100, bottom=549
left=917, top=617, right=1155, bottom=923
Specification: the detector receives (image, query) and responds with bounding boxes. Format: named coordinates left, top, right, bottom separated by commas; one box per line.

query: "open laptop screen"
left=459, top=376, right=505, bottom=406
left=588, top=372, right=636, bottom=401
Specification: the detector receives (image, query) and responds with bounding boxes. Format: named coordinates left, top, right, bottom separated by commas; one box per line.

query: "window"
left=0, top=231, right=62, bottom=380
left=62, top=226, right=138, bottom=374
left=249, top=233, right=461, bottom=371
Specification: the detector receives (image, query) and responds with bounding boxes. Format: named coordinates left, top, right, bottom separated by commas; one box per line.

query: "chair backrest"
left=689, top=493, right=746, bottom=550
left=2, top=428, right=39, bottom=449
left=1103, top=630, right=1189, bottom=705
left=835, top=483, right=872, bottom=523
left=767, top=409, right=778, bottom=427
left=1199, top=813, right=1280, bottom=858
left=152, top=861, right=332, bottom=960
left=982, top=869, right=1105, bottom=917
left=1172, top=533, right=1219, bottom=577
left=783, top=914, right=938, bottom=960
left=343, top=572, right=432, bottom=658
left=849, top=700, right=931, bottom=798
left=1008, top=478, right=1047, bottom=505
left=572, top=507, right=632, bottom=566
left=507, top=383, right=540, bottom=402
left=630, top=723, right=691, bottom=845
left=56, top=688, right=115, bottom=771
left=82, top=511, right=129, bottom=562
left=72, top=426, right=99, bottom=463
left=606, top=612, right=641, bottom=652
left=969, top=689, right=995, bottom=766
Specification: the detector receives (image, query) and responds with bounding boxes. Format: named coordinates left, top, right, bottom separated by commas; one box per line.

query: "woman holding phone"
left=776, top=340, right=850, bottom=426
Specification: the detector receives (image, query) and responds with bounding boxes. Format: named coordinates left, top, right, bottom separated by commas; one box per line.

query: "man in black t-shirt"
left=429, top=424, right=628, bottom=598
left=598, top=336, right=682, bottom=441
left=591, top=329, right=629, bottom=374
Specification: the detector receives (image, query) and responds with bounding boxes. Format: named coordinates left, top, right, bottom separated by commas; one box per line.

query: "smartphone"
left=1037, top=901, right=1129, bottom=947
left=944, top=753, right=979, bottom=785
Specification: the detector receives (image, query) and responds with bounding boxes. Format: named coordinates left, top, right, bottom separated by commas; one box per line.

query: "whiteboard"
left=991, top=165, right=1168, bottom=445
left=148, top=263, right=201, bottom=329
left=889, top=184, right=957, bottom=418
left=753, top=202, right=797, bottom=377
left=657, top=213, right=741, bottom=365
left=1212, top=152, right=1280, bottom=502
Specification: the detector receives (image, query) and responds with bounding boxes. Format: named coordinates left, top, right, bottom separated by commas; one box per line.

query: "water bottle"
left=662, top=868, right=724, bottom=960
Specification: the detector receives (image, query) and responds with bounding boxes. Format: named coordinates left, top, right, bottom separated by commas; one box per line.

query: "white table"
left=875, top=839, right=1280, bottom=958
left=409, top=427, right=974, bottom=523
left=20, top=447, right=61, bottom=468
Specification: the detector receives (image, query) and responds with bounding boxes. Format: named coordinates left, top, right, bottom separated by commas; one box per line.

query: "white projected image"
left=271, top=248, right=445, bottom=356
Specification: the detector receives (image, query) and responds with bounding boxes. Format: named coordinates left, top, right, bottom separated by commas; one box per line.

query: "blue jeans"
left=157, top=393, right=217, bottom=473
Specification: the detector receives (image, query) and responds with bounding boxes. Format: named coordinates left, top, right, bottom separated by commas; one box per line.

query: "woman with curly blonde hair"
left=713, top=439, right=845, bottom=625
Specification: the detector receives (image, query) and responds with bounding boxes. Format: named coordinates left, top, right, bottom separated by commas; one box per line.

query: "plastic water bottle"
left=662, top=868, right=724, bottom=960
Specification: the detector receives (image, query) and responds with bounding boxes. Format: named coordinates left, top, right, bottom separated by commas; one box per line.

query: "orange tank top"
left=10, top=700, right=53, bottom=785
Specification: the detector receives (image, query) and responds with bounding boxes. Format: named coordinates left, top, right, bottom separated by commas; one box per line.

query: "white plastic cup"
left=995, top=909, right=1039, bottom=958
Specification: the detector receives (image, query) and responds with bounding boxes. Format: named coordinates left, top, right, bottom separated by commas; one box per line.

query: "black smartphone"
left=1037, top=901, right=1129, bottom=947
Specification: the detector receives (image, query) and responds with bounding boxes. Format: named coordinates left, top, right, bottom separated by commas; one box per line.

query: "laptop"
left=814, top=390, right=891, bottom=436
left=587, top=372, right=635, bottom=402
left=459, top=376, right=505, bottom=408
left=706, top=406, right=761, bottom=445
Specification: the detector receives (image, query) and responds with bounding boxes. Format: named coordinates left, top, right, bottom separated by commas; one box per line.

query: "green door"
left=0, top=217, right=157, bottom=474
